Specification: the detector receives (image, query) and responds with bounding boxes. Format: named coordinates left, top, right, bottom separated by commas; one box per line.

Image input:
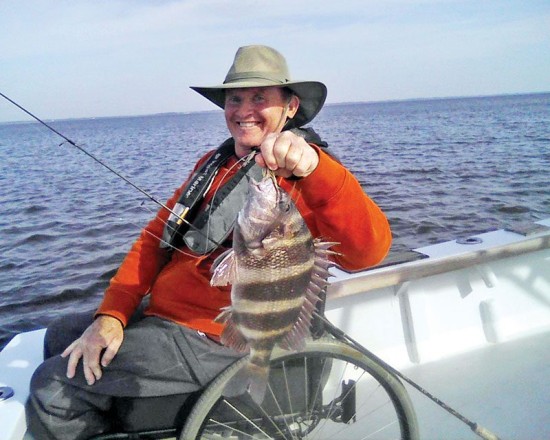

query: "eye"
left=225, top=94, right=242, bottom=106
left=252, top=94, right=266, bottom=104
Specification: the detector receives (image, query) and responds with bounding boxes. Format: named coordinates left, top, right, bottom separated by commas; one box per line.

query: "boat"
left=1, top=218, right=549, bottom=439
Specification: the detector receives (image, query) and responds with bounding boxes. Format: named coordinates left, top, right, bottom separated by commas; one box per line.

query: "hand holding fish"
left=255, top=131, right=319, bottom=178
left=62, top=315, right=124, bottom=385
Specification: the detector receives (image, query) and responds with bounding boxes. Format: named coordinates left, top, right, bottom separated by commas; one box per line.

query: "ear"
left=287, top=94, right=300, bottom=119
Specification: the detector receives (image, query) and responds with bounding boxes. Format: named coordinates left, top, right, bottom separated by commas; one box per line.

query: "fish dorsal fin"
left=210, top=249, right=237, bottom=286
left=278, top=239, right=337, bottom=351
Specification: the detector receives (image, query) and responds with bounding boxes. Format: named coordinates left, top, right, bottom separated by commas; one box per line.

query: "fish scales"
left=211, top=173, right=335, bottom=404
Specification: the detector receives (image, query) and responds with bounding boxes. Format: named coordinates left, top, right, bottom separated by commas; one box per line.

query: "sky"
left=1, top=0, right=549, bottom=122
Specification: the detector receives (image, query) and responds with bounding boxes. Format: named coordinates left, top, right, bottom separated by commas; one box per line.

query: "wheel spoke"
left=264, top=381, right=295, bottom=439
left=181, top=338, right=419, bottom=440
left=211, top=399, right=272, bottom=438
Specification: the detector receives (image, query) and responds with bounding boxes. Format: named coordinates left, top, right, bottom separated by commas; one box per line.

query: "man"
left=27, top=45, right=391, bottom=439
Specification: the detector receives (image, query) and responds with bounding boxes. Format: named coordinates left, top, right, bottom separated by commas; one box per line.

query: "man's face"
left=224, top=87, right=299, bottom=157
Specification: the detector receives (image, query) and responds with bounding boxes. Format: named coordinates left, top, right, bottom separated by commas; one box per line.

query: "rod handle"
left=473, top=423, right=501, bottom=440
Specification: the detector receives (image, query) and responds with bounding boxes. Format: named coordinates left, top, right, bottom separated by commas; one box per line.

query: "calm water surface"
left=0, top=93, right=549, bottom=348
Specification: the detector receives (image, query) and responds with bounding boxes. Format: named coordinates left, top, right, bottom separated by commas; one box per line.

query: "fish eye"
left=279, top=200, right=291, bottom=212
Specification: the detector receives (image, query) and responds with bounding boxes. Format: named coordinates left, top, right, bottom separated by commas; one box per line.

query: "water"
left=1, top=93, right=549, bottom=349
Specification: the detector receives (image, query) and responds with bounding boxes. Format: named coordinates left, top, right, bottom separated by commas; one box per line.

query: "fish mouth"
left=248, top=241, right=266, bottom=256
left=250, top=175, right=271, bottom=191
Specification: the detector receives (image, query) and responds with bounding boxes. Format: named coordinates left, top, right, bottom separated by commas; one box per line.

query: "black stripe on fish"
left=240, top=243, right=314, bottom=267
left=233, top=307, right=304, bottom=332
left=231, top=296, right=305, bottom=316
left=232, top=276, right=313, bottom=302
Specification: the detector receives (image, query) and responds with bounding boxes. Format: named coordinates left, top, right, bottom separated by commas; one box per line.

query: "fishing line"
left=316, top=313, right=502, bottom=440
left=139, top=225, right=197, bottom=258
left=194, top=92, right=294, bottom=254
left=0, top=91, right=223, bottom=249
left=137, top=202, right=212, bottom=259
left=137, top=150, right=259, bottom=259
left=1, top=92, right=161, bottom=206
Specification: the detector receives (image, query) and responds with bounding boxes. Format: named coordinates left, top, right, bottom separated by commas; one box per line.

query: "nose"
left=234, top=97, right=255, bottom=117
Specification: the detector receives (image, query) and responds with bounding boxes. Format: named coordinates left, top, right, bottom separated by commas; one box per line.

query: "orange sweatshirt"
left=96, top=146, right=391, bottom=336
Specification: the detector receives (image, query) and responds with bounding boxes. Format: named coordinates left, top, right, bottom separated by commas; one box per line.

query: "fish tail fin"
left=223, top=363, right=270, bottom=405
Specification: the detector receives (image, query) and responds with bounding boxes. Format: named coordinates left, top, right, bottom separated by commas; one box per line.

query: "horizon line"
left=1, top=90, right=549, bottom=125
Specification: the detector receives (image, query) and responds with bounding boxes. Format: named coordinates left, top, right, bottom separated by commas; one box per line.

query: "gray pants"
left=26, top=310, right=243, bottom=439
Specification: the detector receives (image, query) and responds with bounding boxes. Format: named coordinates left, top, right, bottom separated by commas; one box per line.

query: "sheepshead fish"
left=211, top=173, right=335, bottom=404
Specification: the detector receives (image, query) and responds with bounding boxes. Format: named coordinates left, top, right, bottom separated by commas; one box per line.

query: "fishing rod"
left=316, top=313, right=502, bottom=440
left=1, top=92, right=171, bottom=211
left=0, top=91, right=222, bottom=249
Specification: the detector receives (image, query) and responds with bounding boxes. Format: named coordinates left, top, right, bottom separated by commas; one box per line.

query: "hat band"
left=224, top=71, right=289, bottom=85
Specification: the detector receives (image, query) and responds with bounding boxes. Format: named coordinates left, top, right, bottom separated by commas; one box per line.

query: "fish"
left=210, top=172, right=336, bottom=404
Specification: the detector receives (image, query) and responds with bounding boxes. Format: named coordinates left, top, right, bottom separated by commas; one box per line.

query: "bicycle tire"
left=180, top=337, right=419, bottom=439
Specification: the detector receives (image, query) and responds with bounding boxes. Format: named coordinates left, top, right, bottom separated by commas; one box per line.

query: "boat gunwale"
left=328, top=231, right=550, bottom=300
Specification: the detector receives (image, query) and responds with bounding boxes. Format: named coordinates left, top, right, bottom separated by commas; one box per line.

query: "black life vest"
left=160, top=127, right=329, bottom=255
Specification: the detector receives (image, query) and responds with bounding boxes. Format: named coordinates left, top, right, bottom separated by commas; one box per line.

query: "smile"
left=238, top=122, right=259, bottom=128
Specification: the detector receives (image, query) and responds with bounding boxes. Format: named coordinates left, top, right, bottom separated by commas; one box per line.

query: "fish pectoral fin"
left=210, top=249, right=237, bottom=286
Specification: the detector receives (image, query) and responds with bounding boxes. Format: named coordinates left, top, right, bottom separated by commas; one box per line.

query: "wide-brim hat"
left=191, top=45, right=327, bottom=128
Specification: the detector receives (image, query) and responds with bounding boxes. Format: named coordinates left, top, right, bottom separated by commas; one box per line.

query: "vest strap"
left=183, top=162, right=262, bottom=254
left=160, top=139, right=235, bottom=250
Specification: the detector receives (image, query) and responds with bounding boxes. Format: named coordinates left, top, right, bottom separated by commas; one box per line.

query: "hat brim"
left=190, top=80, right=327, bottom=128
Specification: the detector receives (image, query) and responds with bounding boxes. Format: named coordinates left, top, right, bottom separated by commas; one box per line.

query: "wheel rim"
left=190, top=342, right=417, bottom=440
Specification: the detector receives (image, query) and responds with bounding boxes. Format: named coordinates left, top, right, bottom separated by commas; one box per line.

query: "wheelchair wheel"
left=180, top=337, right=419, bottom=439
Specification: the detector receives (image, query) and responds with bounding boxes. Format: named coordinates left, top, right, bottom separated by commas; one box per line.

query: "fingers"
left=258, top=132, right=319, bottom=178
left=101, top=335, right=123, bottom=368
left=63, top=339, right=102, bottom=384
left=62, top=340, right=81, bottom=379
left=61, top=339, right=77, bottom=358
left=60, top=316, right=124, bottom=385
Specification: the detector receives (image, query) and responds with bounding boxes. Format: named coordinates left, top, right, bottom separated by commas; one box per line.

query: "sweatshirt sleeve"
left=94, top=188, right=180, bottom=326
left=294, top=146, right=392, bottom=271
left=95, top=153, right=213, bottom=326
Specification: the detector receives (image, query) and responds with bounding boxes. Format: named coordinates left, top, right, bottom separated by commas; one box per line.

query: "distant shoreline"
left=328, top=90, right=550, bottom=107
left=1, top=91, right=549, bottom=126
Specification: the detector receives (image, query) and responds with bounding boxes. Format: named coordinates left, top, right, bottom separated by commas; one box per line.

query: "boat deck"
left=403, top=330, right=549, bottom=439
left=323, top=222, right=550, bottom=439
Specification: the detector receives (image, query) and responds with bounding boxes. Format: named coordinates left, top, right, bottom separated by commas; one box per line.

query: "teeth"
left=239, top=122, right=257, bottom=128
